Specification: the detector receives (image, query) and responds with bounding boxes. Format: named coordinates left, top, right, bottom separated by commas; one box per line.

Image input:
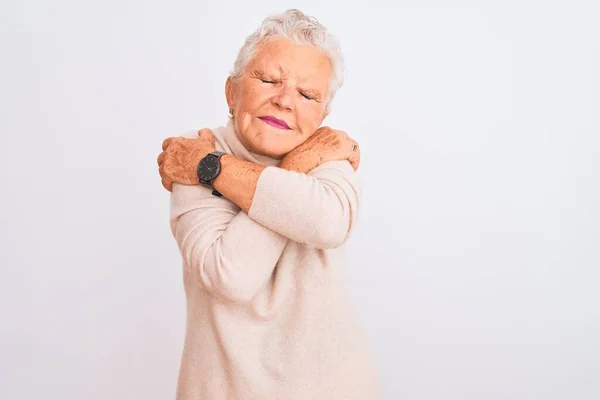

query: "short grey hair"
left=230, top=9, right=345, bottom=113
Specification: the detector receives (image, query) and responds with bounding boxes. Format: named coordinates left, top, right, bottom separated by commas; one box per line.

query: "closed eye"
left=300, top=91, right=315, bottom=100
left=260, top=78, right=276, bottom=84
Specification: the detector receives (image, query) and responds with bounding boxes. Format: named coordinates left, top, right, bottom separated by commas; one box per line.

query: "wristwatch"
left=197, top=151, right=226, bottom=197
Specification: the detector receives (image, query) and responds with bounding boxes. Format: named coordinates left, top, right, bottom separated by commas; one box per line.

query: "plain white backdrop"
left=1, top=0, right=599, bottom=399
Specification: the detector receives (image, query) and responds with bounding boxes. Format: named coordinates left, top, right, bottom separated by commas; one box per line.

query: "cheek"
left=238, top=84, right=268, bottom=111
left=297, top=107, right=324, bottom=134
left=239, top=114, right=254, bottom=137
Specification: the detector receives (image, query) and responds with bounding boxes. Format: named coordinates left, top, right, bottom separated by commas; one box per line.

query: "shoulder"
left=179, top=126, right=231, bottom=153
left=309, top=160, right=359, bottom=185
left=311, top=160, right=354, bottom=174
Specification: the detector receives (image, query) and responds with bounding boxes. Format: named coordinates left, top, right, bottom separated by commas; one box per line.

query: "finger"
left=162, top=137, right=173, bottom=151
left=197, top=128, right=211, bottom=137
left=348, top=151, right=360, bottom=171
left=157, top=151, right=165, bottom=166
left=197, top=128, right=215, bottom=142
left=348, top=140, right=360, bottom=170
left=162, top=177, right=173, bottom=192
left=158, top=164, right=172, bottom=184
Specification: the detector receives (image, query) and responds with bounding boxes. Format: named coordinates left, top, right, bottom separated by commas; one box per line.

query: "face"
left=226, top=37, right=332, bottom=158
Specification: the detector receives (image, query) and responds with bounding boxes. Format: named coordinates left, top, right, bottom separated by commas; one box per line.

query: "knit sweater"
left=170, top=120, right=380, bottom=399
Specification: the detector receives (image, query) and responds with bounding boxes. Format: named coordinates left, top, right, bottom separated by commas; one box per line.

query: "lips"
left=258, top=116, right=291, bottom=130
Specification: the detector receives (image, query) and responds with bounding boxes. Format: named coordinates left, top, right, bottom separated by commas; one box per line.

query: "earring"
left=228, top=108, right=234, bottom=119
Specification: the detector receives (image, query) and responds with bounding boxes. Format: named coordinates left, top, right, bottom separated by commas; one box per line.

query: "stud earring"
left=228, top=108, right=234, bottom=119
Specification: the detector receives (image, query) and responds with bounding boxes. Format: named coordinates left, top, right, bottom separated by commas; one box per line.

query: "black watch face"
left=198, top=155, right=220, bottom=182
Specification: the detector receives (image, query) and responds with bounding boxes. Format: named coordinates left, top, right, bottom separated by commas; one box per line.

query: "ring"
left=352, top=144, right=359, bottom=151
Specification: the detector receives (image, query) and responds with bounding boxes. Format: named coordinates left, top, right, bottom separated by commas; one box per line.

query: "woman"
left=157, top=9, right=379, bottom=399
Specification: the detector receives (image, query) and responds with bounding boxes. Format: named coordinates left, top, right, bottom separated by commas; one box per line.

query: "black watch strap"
left=209, top=151, right=226, bottom=158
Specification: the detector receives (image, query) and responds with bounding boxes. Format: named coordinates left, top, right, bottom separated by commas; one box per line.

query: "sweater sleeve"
left=248, top=160, right=361, bottom=249
left=170, top=183, right=288, bottom=304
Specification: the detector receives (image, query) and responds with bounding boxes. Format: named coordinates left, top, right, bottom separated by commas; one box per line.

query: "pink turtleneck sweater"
left=169, top=120, right=380, bottom=399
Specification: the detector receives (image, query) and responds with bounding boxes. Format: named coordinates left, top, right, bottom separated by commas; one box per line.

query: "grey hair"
left=230, top=9, right=345, bottom=113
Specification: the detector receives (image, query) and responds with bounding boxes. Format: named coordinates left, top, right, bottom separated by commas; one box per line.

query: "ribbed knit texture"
left=170, top=120, right=380, bottom=399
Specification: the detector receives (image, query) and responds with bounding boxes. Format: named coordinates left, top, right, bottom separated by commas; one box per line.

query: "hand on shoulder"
left=157, top=128, right=216, bottom=192
left=279, top=126, right=360, bottom=174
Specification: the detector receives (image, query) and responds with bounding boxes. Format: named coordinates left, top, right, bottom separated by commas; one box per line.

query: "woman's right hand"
left=279, top=126, right=360, bottom=173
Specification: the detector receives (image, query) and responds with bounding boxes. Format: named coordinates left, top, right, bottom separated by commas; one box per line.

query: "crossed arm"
left=170, top=157, right=360, bottom=304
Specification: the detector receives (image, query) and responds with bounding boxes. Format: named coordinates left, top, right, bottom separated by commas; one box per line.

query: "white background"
left=1, top=0, right=599, bottom=399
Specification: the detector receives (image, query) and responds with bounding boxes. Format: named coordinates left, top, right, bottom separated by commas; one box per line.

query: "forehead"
left=247, top=38, right=332, bottom=84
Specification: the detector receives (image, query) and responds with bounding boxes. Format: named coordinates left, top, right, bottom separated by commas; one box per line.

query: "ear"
left=225, top=76, right=236, bottom=110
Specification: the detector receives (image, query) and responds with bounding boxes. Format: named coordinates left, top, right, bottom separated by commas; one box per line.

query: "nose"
left=272, top=84, right=295, bottom=111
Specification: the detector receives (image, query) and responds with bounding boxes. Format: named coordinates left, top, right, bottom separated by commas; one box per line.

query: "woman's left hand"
left=157, top=129, right=216, bottom=191
left=279, top=126, right=360, bottom=173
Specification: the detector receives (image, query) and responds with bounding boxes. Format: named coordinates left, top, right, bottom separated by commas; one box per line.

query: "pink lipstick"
left=258, top=116, right=291, bottom=130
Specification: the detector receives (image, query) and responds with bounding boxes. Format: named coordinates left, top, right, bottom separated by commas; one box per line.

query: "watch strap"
left=208, top=151, right=226, bottom=158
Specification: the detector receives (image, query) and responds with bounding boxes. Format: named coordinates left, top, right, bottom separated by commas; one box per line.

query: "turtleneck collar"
left=213, top=119, right=281, bottom=167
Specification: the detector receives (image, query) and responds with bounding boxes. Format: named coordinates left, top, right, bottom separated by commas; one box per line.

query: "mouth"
left=258, top=115, right=291, bottom=130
